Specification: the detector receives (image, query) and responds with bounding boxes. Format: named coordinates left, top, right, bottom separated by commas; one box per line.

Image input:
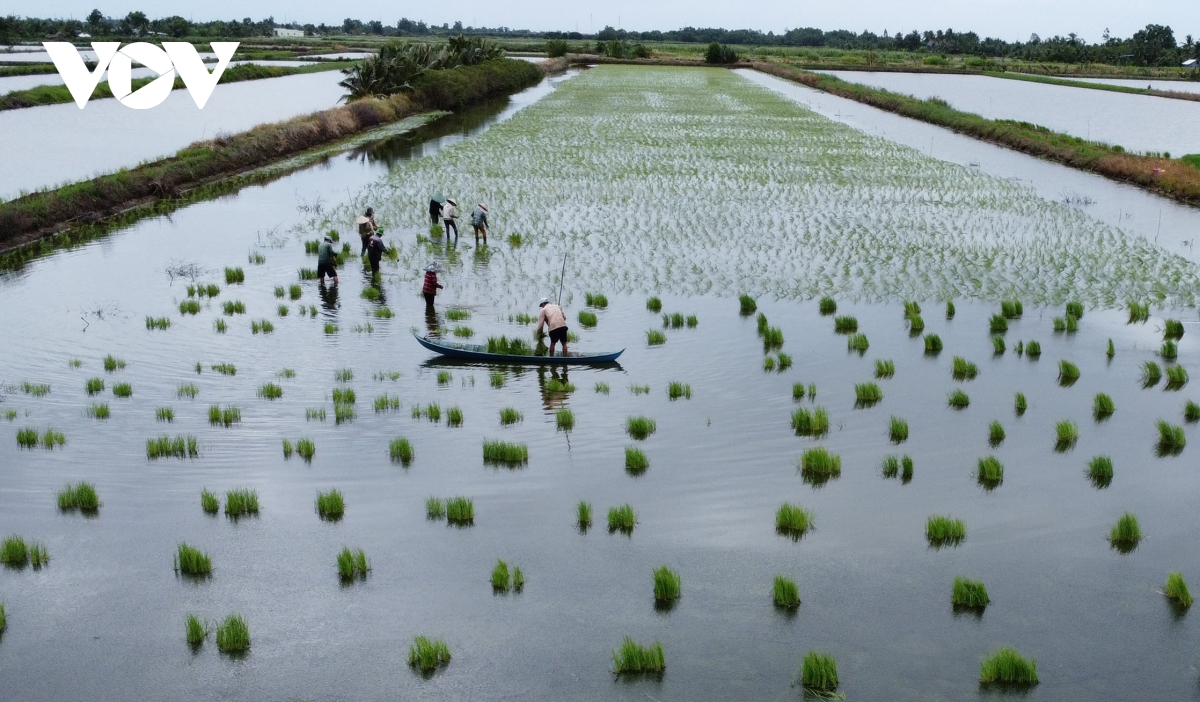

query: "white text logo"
left=43, top=41, right=239, bottom=110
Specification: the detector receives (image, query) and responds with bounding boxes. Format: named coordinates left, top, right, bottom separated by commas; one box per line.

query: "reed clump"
left=483, top=440, right=528, bottom=465
left=625, top=447, right=649, bottom=475
left=608, top=504, right=636, bottom=534
left=174, top=543, right=212, bottom=576
left=791, top=407, right=829, bottom=437
left=215, top=614, right=250, bottom=654
left=980, top=648, right=1038, bottom=685
left=926, top=515, right=966, bottom=547
left=952, top=576, right=990, bottom=609
left=626, top=416, right=657, bottom=440
left=1110, top=512, right=1142, bottom=550
left=408, top=636, right=451, bottom=672
left=577, top=501, right=593, bottom=530
left=57, top=482, right=100, bottom=512
left=316, top=489, right=344, bottom=521
left=977, top=456, right=1004, bottom=488
left=1165, top=571, right=1193, bottom=608
left=337, top=548, right=370, bottom=581
left=773, top=575, right=800, bottom=608
left=389, top=438, right=414, bottom=465
left=776, top=502, right=812, bottom=539
left=952, top=356, right=978, bottom=381
left=800, top=652, right=839, bottom=693
left=1088, top=456, right=1113, bottom=488
left=819, top=297, right=836, bottom=315
left=613, top=637, right=665, bottom=674
left=224, top=489, right=259, bottom=518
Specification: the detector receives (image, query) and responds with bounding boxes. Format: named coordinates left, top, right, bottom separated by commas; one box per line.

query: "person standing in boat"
left=536, top=297, right=569, bottom=357
left=317, top=235, right=338, bottom=285
left=422, top=263, right=443, bottom=309
left=441, top=198, right=459, bottom=242
left=357, top=208, right=378, bottom=255
left=471, top=203, right=489, bottom=244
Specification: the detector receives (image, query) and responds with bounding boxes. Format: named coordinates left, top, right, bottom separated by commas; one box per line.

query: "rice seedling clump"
left=667, top=381, right=692, bottom=399
left=175, top=543, right=211, bottom=576
left=626, top=416, right=656, bottom=440
left=1186, top=401, right=1200, bottom=423
left=447, top=407, right=463, bottom=426
left=257, top=383, right=282, bottom=400
left=316, top=489, right=345, bottom=521
left=57, top=482, right=100, bottom=512
left=854, top=382, right=882, bottom=405
left=945, top=300, right=956, bottom=318
left=833, top=316, right=857, bottom=334
left=215, top=615, right=250, bottom=654
left=425, top=497, right=446, bottom=519
left=992, top=335, right=1005, bottom=354
left=584, top=293, right=608, bottom=308
left=952, top=576, right=990, bottom=608
left=889, top=416, right=908, bottom=443
left=208, top=405, right=241, bottom=427
left=801, top=447, right=841, bottom=478
left=1166, top=365, right=1189, bottom=390
left=483, top=440, right=528, bottom=465
left=1001, top=299, right=1023, bottom=319
left=980, top=648, right=1038, bottom=685
left=577, top=310, right=597, bottom=328
left=1088, top=456, right=1114, bottom=488
left=776, top=502, right=812, bottom=538
left=846, top=333, right=869, bottom=353
left=1165, top=571, right=1193, bottom=608
left=155, top=407, right=173, bottom=422
left=224, top=489, right=259, bottom=518
left=212, top=363, right=236, bottom=376
left=608, top=504, right=636, bottom=533
left=112, top=383, right=132, bottom=398
left=952, top=356, right=978, bottom=381
left=1157, top=420, right=1186, bottom=453
left=1093, top=393, right=1115, bottom=419
left=85, top=377, right=104, bottom=395
left=201, top=489, right=219, bottom=514
left=773, top=575, right=800, bottom=608
left=646, top=297, right=662, bottom=312
left=625, top=447, right=649, bottom=474
left=16, top=428, right=38, bottom=448
left=389, top=438, right=414, bottom=465
left=554, top=409, right=574, bottom=430
left=446, top=497, right=473, bottom=525
left=791, top=407, right=829, bottom=436
left=146, top=435, right=199, bottom=459
left=1142, top=361, right=1163, bottom=387
left=792, top=383, right=805, bottom=401
left=577, top=501, right=593, bottom=530
left=1026, top=340, right=1041, bottom=358
left=545, top=379, right=575, bottom=393
left=1015, top=393, right=1027, bottom=415
left=819, top=297, right=836, bottom=315
left=337, top=548, right=370, bottom=581
left=977, top=456, right=1004, bottom=488
left=926, top=515, right=966, bottom=547
left=948, top=389, right=970, bottom=409
left=800, top=652, right=839, bottom=692
left=1128, top=301, right=1150, bottom=323
left=1055, top=420, right=1079, bottom=450
left=988, top=421, right=1005, bottom=446
left=613, top=638, right=665, bottom=674
left=1109, top=512, right=1142, bottom=550
left=653, top=566, right=681, bottom=602
left=146, top=316, right=172, bottom=330
left=645, top=329, right=666, bottom=345
left=186, top=614, right=208, bottom=645
left=990, top=314, right=1008, bottom=333
left=738, top=295, right=757, bottom=316
left=924, top=334, right=942, bottom=354
left=103, top=355, right=125, bottom=372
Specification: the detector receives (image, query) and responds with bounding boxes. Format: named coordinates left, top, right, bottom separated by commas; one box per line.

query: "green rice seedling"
left=1093, top=393, right=1115, bottom=420
left=1128, top=301, right=1150, bottom=323
left=174, top=543, right=211, bottom=576
left=904, top=301, right=921, bottom=316
left=308, top=305, right=317, bottom=316
left=808, top=383, right=817, bottom=400
left=408, top=635, right=452, bottom=672
left=854, top=382, right=882, bottom=405
left=882, top=455, right=900, bottom=479
left=776, top=353, right=792, bottom=370
left=1162, top=340, right=1178, bottom=361
left=146, top=435, right=198, bottom=459
left=360, top=286, right=381, bottom=302
left=112, top=383, right=132, bottom=398
left=257, top=383, right=282, bottom=400
left=425, top=497, right=446, bottom=519
left=545, top=379, right=576, bottom=393
left=816, top=297, right=837, bottom=316
left=68, top=358, right=82, bottom=367
left=513, top=566, right=525, bottom=590
left=907, top=313, right=925, bottom=334
left=287, top=284, right=302, bottom=301
left=316, top=489, right=344, bottom=521
left=443, top=308, right=470, bottom=323
left=608, top=504, right=636, bottom=533
left=1066, top=301, right=1084, bottom=319
left=373, top=306, right=394, bottom=320
left=800, top=652, right=839, bottom=692
left=990, top=314, right=1008, bottom=334
left=296, top=438, right=315, bottom=461
left=1055, top=420, right=1079, bottom=451
left=612, top=638, right=665, bottom=674
left=155, top=407, right=174, bottom=423
left=3, top=410, right=14, bottom=421
left=555, top=409, right=574, bottom=430
left=980, top=648, right=1038, bottom=685
left=1166, top=366, right=1189, bottom=390
left=1088, top=456, right=1114, bottom=488
left=252, top=319, right=275, bottom=334
left=419, top=403, right=439, bottom=422
left=667, top=382, right=692, bottom=400
left=762, top=327, right=784, bottom=350
left=792, top=383, right=805, bottom=401
left=1016, top=342, right=1025, bottom=355
left=889, top=416, right=909, bottom=443
left=1058, top=360, right=1080, bottom=386
left=389, top=438, right=414, bottom=465
left=1142, top=361, right=1162, bottom=387
left=952, top=357, right=979, bottom=381
left=585, top=293, right=609, bottom=309
left=926, top=516, right=966, bottom=547
left=40, top=429, right=65, bottom=449
left=846, top=333, right=869, bottom=354
left=1165, top=319, right=1185, bottom=340
left=499, top=407, right=523, bottom=425
left=833, top=316, right=857, bottom=334
left=952, top=576, right=990, bottom=609
left=224, top=267, right=244, bottom=285
left=662, top=312, right=685, bottom=329
left=85, top=377, right=104, bottom=395
left=21, top=382, right=50, bottom=396
left=992, top=336, right=1005, bottom=355
left=1165, top=572, right=1193, bottom=608
left=626, top=416, right=657, bottom=440
left=1001, top=299, right=1023, bottom=319
left=57, top=482, right=100, bottom=512
left=1052, top=316, right=1070, bottom=332
left=186, top=284, right=196, bottom=297
left=875, top=360, right=895, bottom=378
left=334, top=368, right=354, bottom=383
left=212, top=363, right=236, bottom=376
left=1109, top=512, right=1142, bottom=551
left=756, top=313, right=769, bottom=335
left=273, top=286, right=285, bottom=299
left=977, top=456, right=1004, bottom=489
left=306, top=408, right=326, bottom=422
left=373, top=395, right=400, bottom=412
left=948, top=389, right=970, bottom=409
left=776, top=502, right=812, bottom=539
left=274, top=304, right=288, bottom=317
left=646, top=329, right=666, bottom=345
left=86, top=403, right=110, bottom=419
left=207, top=405, right=241, bottom=427
left=763, top=356, right=776, bottom=372
left=489, top=372, right=505, bottom=389
left=988, top=421, right=1005, bottom=446
left=653, top=566, right=681, bottom=602
left=1186, top=401, right=1200, bottom=422
left=1107, top=339, right=1115, bottom=358
left=282, top=439, right=293, bottom=459
left=901, top=456, right=914, bottom=483
left=436, top=371, right=452, bottom=386
left=215, top=615, right=250, bottom=654
left=103, top=355, right=125, bottom=372
left=1026, top=340, right=1041, bottom=358
left=214, top=319, right=227, bottom=333
left=186, top=614, right=208, bottom=646
left=175, top=383, right=197, bottom=399
left=625, top=447, right=650, bottom=475
left=331, top=388, right=356, bottom=403
left=924, top=334, right=942, bottom=354
left=224, top=489, right=259, bottom=518
left=491, top=559, right=511, bottom=591
left=16, top=428, right=38, bottom=448
left=738, top=294, right=757, bottom=316
left=446, top=496, right=473, bottom=525
left=452, top=326, right=473, bottom=338
left=179, top=300, right=201, bottom=316
left=799, top=448, right=842, bottom=484
left=221, top=301, right=245, bottom=315
left=324, top=323, right=338, bottom=334
left=946, top=300, right=956, bottom=319
left=773, top=575, right=800, bottom=608
left=201, top=489, right=219, bottom=514
left=646, top=297, right=662, bottom=312
left=447, top=407, right=463, bottom=427
left=1157, top=420, right=1186, bottom=453
left=791, top=407, right=830, bottom=437
left=483, top=440, right=528, bottom=465
left=0, top=535, right=28, bottom=566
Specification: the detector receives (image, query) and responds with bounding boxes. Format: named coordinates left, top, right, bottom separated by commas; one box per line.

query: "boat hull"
left=414, top=333, right=624, bottom=364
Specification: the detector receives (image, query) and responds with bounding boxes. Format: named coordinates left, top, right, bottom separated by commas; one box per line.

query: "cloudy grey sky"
left=21, top=0, right=1200, bottom=43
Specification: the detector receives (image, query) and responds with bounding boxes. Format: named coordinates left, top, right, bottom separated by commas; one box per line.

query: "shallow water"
left=1073, top=76, right=1200, bottom=95
left=0, top=71, right=346, bottom=201
left=2, top=66, right=1200, bottom=702
left=0, top=61, right=329, bottom=95
left=820, top=70, right=1200, bottom=156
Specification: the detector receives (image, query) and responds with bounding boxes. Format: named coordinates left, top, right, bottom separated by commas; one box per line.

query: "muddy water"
left=2, top=69, right=1200, bottom=702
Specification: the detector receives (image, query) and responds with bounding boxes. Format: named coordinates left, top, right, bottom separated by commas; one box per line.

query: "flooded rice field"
left=3, top=65, right=1200, bottom=701
left=0, top=60, right=321, bottom=94
left=1073, top=76, right=1200, bottom=95
left=0, top=71, right=345, bottom=201
left=820, top=70, right=1200, bottom=157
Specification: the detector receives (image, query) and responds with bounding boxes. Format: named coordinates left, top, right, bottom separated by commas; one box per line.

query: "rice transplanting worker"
left=536, top=297, right=569, bottom=357
left=422, top=263, right=443, bottom=309
left=357, top=207, right=377, bottom=255
left=317, top=235, right=338, bottom=285
left=441, top=198, right=459, bottom=242
left=471, top=203, right=489, bottom=244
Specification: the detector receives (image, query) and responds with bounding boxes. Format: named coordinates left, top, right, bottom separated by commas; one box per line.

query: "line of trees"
left=2, top=12, right=1197, bottom=67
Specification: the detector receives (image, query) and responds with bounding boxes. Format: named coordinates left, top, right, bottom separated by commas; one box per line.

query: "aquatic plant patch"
left=653, top=566, right=681, bottom=603
left=980, top=648, right=1038, bottom=685
left=774, top=575, right=800, bottom=608
left=799, top=652, right=839, bottom=693
left=952, top=576, right=990, bottom=608
left=625, top=447, right=649, bottom=474
left=926, top=515, right=965, bottom=547
left=776, top=502, right=813, bottom=538
left=57, top=482, right=99, bottom=512
left=146, top=435, right=198, bottom=459
left=613, top=637, right=664, bottom=674
left=216, top=614, right=250, bottom=654
left=577, top=501, right=593, bottom=530
left=316, top=489, right=344, bottom=521
left=175, top=543, right=211, bottom=576
left=483, top=440, right=528, bottom=465
left=608, top=504, right=636, bottom=533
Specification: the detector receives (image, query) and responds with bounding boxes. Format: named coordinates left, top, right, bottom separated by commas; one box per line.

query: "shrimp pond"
left=3, top=65, right=1200, bottom=701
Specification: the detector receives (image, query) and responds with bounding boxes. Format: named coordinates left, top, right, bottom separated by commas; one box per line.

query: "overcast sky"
left=21, top=1, right=1200, bottom=43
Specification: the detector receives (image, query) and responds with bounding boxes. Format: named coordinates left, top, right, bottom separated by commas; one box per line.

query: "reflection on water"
left=1073, top=76, right=1200, bottom=94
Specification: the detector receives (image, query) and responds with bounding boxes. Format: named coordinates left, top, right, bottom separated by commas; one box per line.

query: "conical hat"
left=355, top=216, right=370, bottom=224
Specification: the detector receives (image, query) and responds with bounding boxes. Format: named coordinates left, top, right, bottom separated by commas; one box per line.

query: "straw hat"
left=446, top=198, right=457, bottom=206
left=425, top=262, right=442, bottom=273
left=478, top=203, right=488, bottom=212
left=355, top=215, right=370, bottom=224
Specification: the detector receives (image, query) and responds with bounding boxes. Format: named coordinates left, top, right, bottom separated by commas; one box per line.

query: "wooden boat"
left=413, top=332, right=623, bottom=364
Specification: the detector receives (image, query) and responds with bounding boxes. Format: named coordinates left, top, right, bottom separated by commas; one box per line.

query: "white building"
left=273, top=28, right=304, bottom=38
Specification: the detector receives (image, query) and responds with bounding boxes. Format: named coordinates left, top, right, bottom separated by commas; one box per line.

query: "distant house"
left=273, top=28, right=304, bottom=38
left=1184, top=59, right=1198, bottom=69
